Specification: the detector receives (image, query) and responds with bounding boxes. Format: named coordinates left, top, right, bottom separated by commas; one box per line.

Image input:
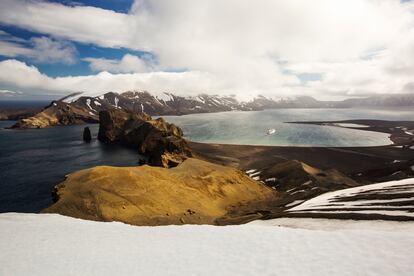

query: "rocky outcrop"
left=43, top=158, right=276, bottom=226
left=98, top=109, right=191, bottom=167
left=83, top=127, right=92, bottom=142
left=11, top=101, right=98, bottom=129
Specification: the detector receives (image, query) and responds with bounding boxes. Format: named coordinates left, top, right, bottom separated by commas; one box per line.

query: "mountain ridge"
left=9, top=91, right=414, bottom=128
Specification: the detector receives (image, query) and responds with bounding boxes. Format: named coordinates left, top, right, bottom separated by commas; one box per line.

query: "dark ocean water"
left=0, top=122, right=139, bottom=213
left=0, top=100, right=50, bottom=109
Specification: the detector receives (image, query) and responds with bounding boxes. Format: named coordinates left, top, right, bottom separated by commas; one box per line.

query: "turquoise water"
left=163, top=108, right=414, bottom=147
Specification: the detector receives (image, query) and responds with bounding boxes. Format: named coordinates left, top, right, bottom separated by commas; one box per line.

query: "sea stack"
left=83, top=127, right=92, bottom=142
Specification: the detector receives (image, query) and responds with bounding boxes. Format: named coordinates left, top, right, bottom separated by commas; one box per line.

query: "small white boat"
left=266, top=128, right=276, bottom=135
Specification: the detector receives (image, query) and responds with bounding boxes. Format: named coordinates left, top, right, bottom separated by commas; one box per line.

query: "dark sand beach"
left=190, top=119, right=414, bottom=223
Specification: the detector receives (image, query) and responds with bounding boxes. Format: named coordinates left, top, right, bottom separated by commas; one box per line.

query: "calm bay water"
left=1, top=108, right=413, bottom=213
left=163, top=108, right=414, bottom=147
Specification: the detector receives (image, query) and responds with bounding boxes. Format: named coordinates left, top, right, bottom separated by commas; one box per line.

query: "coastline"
left=2, top=117, right=414, bottom=223
left=190, top=120, right=413, bottom=176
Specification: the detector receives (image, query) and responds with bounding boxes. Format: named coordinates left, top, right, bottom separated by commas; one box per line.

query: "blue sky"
left=0, top=0, right=414, bottom=101
left=0, top=1, right=139, bottom=78
left=49, top=0, right=134, bottom=13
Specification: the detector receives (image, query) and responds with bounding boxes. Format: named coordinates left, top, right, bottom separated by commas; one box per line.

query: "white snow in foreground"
left=288, top=178, right=414, bottom=218
left=1, top=213, right=413, bottom=276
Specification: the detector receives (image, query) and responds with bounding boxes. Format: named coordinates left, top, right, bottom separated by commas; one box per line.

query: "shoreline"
left=190, top=119, right=414, bottom=174
left=2, top=118, right=414, bottom=222
left=188, top=120, right=414, bottom=223
left=288, top=119, right=414, bottom=145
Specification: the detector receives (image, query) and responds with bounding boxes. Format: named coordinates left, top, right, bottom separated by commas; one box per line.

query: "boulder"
left=98, top=109, right=191, bottom=167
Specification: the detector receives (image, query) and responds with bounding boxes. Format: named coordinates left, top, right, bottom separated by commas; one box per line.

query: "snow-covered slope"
left=60, top=91, right=261, bottom=116
left=286, top=178, right=414, bottom=220
left=1, top=213, right=413, bottom=276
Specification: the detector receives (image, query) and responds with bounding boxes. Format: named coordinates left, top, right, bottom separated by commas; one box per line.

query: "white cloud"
left=1, top=0, right=414, bottom=99
left=30, top=37, right=77, bottom=64
left=0, top=35, right=77, bottom=65
left=0, top=0, right=131, bottom=48
left=83, top=54, right=153, bottom=73
left=0, top=89, right=23, bottom=98
left=0, top=41, right=33, bottom=58
left=0, top=59, right=221, bottom=98
left=0, top=89, right=22, bottom=94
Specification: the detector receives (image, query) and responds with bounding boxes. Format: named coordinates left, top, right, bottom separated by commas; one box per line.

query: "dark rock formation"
left=11, top=101, right=98, bottom=129
left=83, top=127, right=92, bottom=142
left=98, top=109, right=192, bottom=168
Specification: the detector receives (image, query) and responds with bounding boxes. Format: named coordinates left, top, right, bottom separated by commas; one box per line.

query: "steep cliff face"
left=43, top=158, right=276, bottom=226
left=98, top=109, right=191, bottom=168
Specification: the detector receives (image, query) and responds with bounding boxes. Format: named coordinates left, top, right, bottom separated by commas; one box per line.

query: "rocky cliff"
left=11, top=101, right=98, bottom=129
left=98, top=109, right=192, bottom=168
left=43, top=158, right=276, bottom=226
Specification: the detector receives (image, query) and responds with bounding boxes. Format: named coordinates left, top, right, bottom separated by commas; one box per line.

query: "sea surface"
left=0, top=123, right=139, bottom=212
left=1, top=108, right=414, bottom=213
left=0, top=100, right=49, bottom=109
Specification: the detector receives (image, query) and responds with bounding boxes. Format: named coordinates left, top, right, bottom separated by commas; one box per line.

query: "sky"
left=0, top=0, right=414, bottom=101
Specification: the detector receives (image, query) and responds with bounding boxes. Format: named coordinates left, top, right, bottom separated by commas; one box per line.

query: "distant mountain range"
left=62, top=91, right=414, bottom=115
left=5, top=91, right=414, bottom=128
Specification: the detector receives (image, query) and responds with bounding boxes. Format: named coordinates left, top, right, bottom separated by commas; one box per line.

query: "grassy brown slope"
left=43, top=158, right=276, bottom=226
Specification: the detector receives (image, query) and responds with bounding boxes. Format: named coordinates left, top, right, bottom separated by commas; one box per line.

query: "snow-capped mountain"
left=60, top=91, right=336, bottom=117
left=11, top=91, right=414, bottom=128
left=62, top=91, right=263, bottom=117
left=62, top=91, right=414, bottom=116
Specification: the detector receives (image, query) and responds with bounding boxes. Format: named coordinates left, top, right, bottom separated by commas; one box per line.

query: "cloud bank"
left=83, top=54, right=154, bottom=73
left=0, top=32, right=77, bottom=65
left=1, top=0, right=414, bottom=99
